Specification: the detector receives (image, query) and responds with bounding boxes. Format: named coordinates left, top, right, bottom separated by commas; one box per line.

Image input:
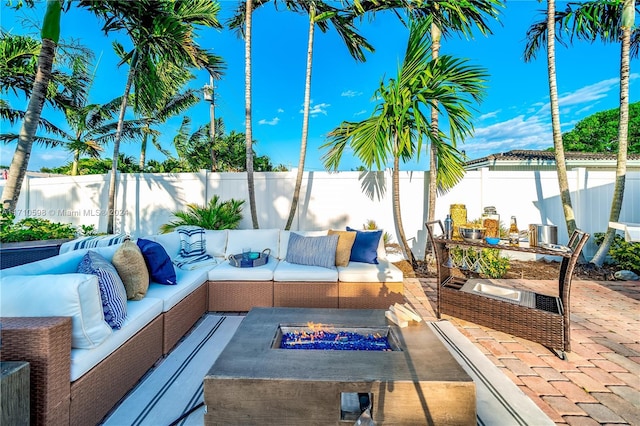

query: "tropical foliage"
left=2, top=0, right=67, bottom=212
left=322, top=18, right=487, bottom=264
left=561, top=101, right=640, bottom=154
left=160, top=195, right=245, bottom=233
left=78, top=0, right=224, bottom=233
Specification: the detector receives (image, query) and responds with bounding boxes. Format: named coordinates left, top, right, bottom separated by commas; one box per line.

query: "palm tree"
left=80, top=0, right=223, bottom=233
left=528, top=0, right=637, bottom=266
left=245, top=0, right=259, bottom=228
left=348, top=1, right=503, bottom=231
left=282, top=0, right=374, bottom=230
left=321, top=18, right=487, bottom=265
left=2, top=0, right=63, bottom=212
left=524, top=1, right=580, bottom=242
left=229, top=1, right=373, bottom=229
left=1, top=97, right=148, bottom=175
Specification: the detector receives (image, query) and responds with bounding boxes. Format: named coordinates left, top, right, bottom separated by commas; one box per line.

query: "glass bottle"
left=444, top=214, right=453, bottom=239
left=508, top=216, right=519, bottom=246
left=481, top=206, right=500, bottom=238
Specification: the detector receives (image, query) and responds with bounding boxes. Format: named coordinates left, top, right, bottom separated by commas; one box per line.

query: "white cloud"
left=277, top=108, right=284, bottom=113
left=300, top=102, right=330, bottom=117
left=354, top=109, right=367, bottom=116
left=478, top=110, right=501, bottom=121
left=464, top=114, right=552, bottom=158
left=258, top=117, right=280, bottom=125
left=341, top=90, right=362, bottom=97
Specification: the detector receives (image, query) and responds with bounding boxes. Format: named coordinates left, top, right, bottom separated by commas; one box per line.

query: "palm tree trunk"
left=245, top=0, right=259, bottom=228
left=107, top=65, right=135, bottom=234
left=72, top=149, right=80, bottom=176
left=1, top=38, right=57, bottom=212
left=285, top=9, right=315, bottom=230
left=139, top=130, right=148, bottom=171
left=392, top=136, right=416, bottom=266
left=590, top=0, right=633, bottom=266
left=547, top=0, right=577, bottom=238
left=426, top=21, right=441, bottom=259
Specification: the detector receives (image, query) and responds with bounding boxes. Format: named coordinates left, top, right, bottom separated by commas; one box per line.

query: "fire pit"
left=204, top=307, right=475, bottom=425
left=275, top=323, right=400, bottom=351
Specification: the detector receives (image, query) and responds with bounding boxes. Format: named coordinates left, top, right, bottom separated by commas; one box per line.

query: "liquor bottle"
left=508, top=216, right=519, bottom=246
left=444, top=214, right=453, bottom=239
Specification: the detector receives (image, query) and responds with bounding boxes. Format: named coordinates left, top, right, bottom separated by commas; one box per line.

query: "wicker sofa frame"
left=2, top=275, right=402, bottom=425
left=208, top=279, right=404, bottom=311
left=425, top=220, right=589, bottom=358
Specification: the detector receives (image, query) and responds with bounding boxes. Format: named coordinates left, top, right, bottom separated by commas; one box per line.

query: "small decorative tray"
left=229, top=249, right=271, bottom=268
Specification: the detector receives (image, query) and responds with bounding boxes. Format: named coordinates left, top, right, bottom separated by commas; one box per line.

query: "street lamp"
left=203, top=75, right=216, bottom=171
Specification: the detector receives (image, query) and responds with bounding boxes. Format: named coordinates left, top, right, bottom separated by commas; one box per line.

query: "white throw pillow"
left=0, top=273, right=112, bottom=349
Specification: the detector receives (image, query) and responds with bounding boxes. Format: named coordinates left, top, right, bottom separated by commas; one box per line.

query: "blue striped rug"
left=102, top=315, right=244, bottom=426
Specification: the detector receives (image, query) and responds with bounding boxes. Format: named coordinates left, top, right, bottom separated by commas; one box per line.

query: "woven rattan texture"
left=338, top=282, right=405, bottom=309
left=208, top=281, right=274, bottom=311
left=0, top=317, right=71, bottom=425
left=274, top=282, right=339, bottom=308
left=69, top=316, right=163, bottom=426
left=163, top=283, right=207, bottom=354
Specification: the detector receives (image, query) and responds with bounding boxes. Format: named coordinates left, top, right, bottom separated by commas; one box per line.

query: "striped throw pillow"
left=78, top=250, right=128, bottom=329
left=177, top=226, right=207, bottom=258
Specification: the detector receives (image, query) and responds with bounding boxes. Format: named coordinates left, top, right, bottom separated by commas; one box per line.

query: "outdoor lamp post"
left=203, top=75, right=216, bottom=171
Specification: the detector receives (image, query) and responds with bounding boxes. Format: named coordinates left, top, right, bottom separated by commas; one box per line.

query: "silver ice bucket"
left=528, top=224, right=558, bottom=247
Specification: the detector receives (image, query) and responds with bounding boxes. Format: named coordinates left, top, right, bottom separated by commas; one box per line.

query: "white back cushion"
left=204, top=230, right=228, bottom=257
left=0, top=273, right=112, bottom=349
left=225, top=229, right=280, bottom=259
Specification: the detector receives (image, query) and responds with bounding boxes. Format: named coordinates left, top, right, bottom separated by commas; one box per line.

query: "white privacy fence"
left=3, top=168, right=639, bottom=260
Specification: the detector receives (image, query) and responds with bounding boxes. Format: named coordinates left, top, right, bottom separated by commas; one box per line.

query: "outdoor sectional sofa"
left=0, top=228, right=404, bottom=425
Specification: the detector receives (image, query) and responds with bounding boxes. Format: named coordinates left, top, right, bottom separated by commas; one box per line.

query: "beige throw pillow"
left=112, top=240, right=149, bottom=300
left=327, top=230, right=357, bottom=267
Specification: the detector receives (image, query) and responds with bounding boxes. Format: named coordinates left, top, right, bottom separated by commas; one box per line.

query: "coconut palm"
left=1, top=97, right=148, bottom=175
left=281, top=0, right=374, bottom=230
left=80, top=0, right=223, bottom=233
left=524, top=1, right=579, bottom=240
left=229, top=1, right=373, bottom=229
left=2, top=0, right=63, bottom=212
left=321, top=18, right=487, bottom=265
left=348, top=0, right=503, bottom=237
left=524, top=0, right=637, bottom=265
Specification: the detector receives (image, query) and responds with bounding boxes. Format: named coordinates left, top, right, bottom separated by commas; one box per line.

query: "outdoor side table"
left=1, top=361, right=30, bottom=425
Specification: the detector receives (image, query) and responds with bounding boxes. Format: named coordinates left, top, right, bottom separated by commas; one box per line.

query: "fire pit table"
left=204, top=307, right=475, bottom=425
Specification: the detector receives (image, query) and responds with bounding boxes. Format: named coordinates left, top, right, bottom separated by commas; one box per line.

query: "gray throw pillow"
left=285, top=233, right=339, bottom=269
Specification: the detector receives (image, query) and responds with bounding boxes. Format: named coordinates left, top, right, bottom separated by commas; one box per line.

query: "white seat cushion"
left=337, top=260, right=403, bottom=282
left=70, top=297, right=163, bottom=381
left=274, top=261, right=338, bottom=282
left=207, top=258, right=278, bottom=281
left=0, top=273, right=112, bottom=349
left=145, top=268, right=208, bottom=312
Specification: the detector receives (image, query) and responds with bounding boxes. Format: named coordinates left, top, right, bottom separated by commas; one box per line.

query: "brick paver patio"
left=403, top=277, right=640, bottom=425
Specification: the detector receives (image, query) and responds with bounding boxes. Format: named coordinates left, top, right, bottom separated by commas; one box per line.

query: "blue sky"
left=1, top=1, right=637, bottom=172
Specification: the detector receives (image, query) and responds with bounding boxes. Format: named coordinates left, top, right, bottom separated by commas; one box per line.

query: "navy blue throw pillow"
left=346, top=227, right=382, bottom=264
left=136, top=238, right=177, bottom=285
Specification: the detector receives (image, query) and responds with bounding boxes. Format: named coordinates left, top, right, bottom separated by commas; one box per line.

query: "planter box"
left=0, top=239, right=72, bottom=269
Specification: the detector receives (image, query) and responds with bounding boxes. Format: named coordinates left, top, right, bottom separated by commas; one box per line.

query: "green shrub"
left=450, top=246, right=510, bottom=278
left=0, top=211, right=78, bottom=243
left=594, top=233, right=640, bottom=273
left=160, top=195, right=245, bottom=233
